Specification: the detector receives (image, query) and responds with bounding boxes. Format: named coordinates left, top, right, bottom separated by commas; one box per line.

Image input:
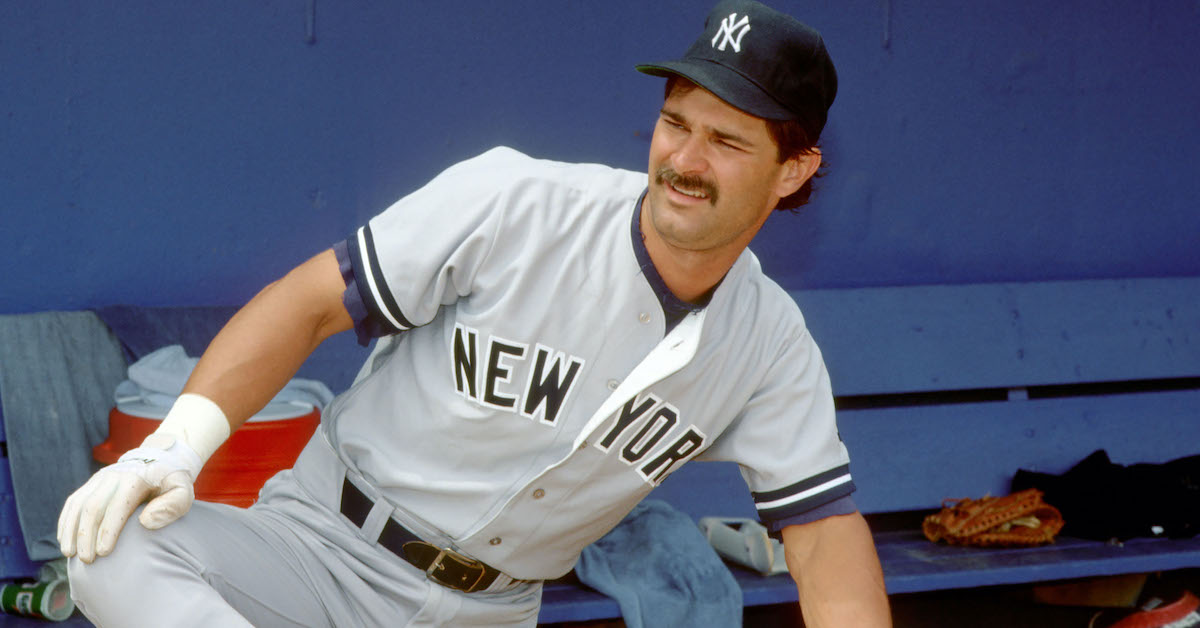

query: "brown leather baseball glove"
left=922, top=488, right=1065, bottom=547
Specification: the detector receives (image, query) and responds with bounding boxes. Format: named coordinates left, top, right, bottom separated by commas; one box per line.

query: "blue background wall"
left=3, top=0, right=1199, bottom=313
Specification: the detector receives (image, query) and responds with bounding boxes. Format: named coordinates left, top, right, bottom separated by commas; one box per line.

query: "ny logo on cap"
left=711, top=13, right=751, bottom=53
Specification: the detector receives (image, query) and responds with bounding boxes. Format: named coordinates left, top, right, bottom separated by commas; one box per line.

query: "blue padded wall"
left=2, top=0, right=1199, bottom=313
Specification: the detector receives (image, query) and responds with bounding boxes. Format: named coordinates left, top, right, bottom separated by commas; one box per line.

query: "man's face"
left=644, top=84, right=809, bottom=257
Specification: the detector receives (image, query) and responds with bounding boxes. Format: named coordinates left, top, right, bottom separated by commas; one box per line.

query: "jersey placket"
left=454, top=310, right=707, bottom=574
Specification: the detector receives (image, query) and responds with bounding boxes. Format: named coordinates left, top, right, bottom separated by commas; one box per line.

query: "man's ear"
left=774, top=149, right=821, bottom=199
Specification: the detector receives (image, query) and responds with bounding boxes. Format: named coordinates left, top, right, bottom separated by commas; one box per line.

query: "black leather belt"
left=339, top=478, right=500, bottom=593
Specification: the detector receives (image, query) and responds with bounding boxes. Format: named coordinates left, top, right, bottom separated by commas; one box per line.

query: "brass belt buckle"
left=424, top=546, right=487, bottom=593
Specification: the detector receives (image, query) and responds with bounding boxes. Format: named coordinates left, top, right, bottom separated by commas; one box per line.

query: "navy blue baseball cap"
left=636, top=0, right=837, bottom=135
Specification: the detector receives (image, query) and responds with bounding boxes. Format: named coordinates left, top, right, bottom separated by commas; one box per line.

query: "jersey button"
left=606, top=379, right=619, bottom=391
left=638, top=312, right=651, bottom=323
left=489, top=537, right=502, bottom=546
left=532, top=488, right=545, bottom=499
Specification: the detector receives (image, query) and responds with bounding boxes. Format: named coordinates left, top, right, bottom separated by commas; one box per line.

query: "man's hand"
left=58, top=433, right=202, bottom=563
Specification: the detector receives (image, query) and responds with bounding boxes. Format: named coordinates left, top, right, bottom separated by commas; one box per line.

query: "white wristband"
left=147, top=393, right=232, bottom=465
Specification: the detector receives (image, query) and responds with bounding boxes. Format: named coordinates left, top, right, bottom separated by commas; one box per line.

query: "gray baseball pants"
left=67, top=434, right=543, bottom=627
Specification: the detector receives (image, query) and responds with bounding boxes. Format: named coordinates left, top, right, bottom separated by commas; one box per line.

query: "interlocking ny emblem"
left=711, top=13, right=751, bottom=52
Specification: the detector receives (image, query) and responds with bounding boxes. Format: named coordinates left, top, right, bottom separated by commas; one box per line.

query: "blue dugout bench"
left=538, top=276, right=1200, bottom=623
left=0, top=277, right=1197, bottom=626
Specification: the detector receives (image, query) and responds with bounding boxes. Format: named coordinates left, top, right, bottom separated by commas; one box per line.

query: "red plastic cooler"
left=93, top=400, right=320, bottom=508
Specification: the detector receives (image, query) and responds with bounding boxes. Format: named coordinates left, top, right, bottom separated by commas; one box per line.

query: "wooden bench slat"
left=540, top=533, right=1200, bottom=622
left=841, top=387, right=1200, bottom=512
left=651, top=387, right=1200, bottom=517
left=793, top=277, right=1200, bottom=396
left=879, top=532, right=1200, bottom=594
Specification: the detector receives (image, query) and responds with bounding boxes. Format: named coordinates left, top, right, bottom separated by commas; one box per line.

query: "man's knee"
left=67, top=518, right=155, bottom=607
left=66, top=513, right=266, bottom=628
left=68, top=512, right=205, bottom=620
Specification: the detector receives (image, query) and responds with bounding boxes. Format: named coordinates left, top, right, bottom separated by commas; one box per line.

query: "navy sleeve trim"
left=751, top=464, right=855, bottom=520
left=334, top=239, right=379, bottom=347
left=763, top=495, right=859, bottom=533
left=350, top=224, right=415, bottom=334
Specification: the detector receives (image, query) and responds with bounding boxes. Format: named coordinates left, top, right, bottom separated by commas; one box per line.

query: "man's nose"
left=670, top=136, right=708, bottom=175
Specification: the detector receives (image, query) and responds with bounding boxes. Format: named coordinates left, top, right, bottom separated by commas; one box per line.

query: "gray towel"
left=575, top=499, right=743, bottom=627
left=113, top=344, right=334, bottom=410
left=0, top=311, right=128, bottom=561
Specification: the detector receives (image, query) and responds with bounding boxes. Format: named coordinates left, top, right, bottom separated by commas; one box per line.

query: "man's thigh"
left=70, top=468, right=546, bottom=627
left=70, top=500, right=337, bottom=628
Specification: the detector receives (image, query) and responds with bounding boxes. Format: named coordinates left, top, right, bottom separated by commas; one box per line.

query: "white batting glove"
left=58, top=393, right=231, bottom=563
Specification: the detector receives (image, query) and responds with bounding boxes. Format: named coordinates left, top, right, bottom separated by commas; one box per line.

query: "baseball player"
left=58, top=1, right=890, bottom=626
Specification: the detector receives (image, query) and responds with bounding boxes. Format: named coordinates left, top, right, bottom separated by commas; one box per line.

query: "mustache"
left=655, top=166, right=718, bottom=205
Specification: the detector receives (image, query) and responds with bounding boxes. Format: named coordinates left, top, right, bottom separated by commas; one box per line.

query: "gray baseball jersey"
left=329, top=146, right=853, bottom=579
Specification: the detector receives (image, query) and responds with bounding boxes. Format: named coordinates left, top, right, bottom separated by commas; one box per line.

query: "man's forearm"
left=782, top=512, right=891, bottom=627
left=182, top=249, right=353, bottom=428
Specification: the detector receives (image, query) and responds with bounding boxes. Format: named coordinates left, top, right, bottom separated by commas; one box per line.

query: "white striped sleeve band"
left=346, top=224, right=414, bottom=335
left=752, top=464, right=856, bottom=522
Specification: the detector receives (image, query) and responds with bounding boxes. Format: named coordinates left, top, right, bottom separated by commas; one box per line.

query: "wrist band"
left=152, top=393, right=232, bottom=465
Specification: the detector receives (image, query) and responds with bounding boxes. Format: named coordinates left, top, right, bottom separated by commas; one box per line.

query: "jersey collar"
left=631, top=190, right=714, bottom=333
